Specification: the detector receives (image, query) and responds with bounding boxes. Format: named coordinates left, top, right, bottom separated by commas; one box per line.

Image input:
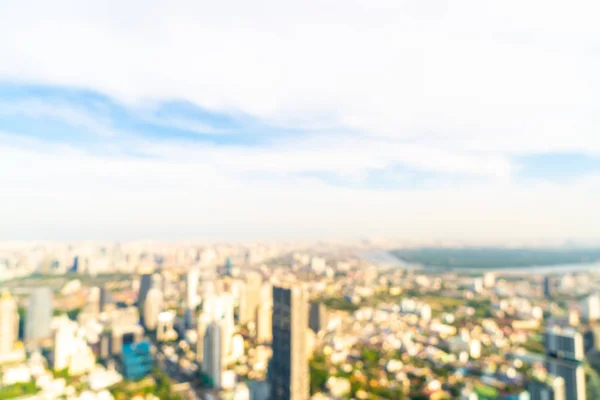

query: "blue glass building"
left=121, top=340, right=153, bottom=380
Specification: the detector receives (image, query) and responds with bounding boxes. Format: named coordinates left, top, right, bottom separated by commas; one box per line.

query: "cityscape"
left=1, top=242, right=600, bottom=399
left=2, top=1, right=600, bottom=399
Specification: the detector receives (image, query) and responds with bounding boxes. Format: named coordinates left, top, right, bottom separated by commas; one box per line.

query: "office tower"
left=309, top=301, right=328, bottom=334
left=240, top=271, right=262, bottom=325
left=584, top=326, right=600, bottom=354
left=99, top=286, right=111, bottom=313
left=197, top=312, right=211, bottom=363
left=544, top=276, right=555, bottom=299
left=544, top=326, right=586, bottom=400
left=26, top=287, right=53, bottom=342
left=581, top=293, right=600, bottom=321
left=54, top=318, right=77, bottom=370
left=53, top=317, right=95, bottom=376
left=187, top=268, right=200, bottom=310
left=137, top=273, right=153, bottom=315
left=0, top=291, right=19, bottom=354
left=87, top=287, right=101, bottom=314
left=270, top=284, right=309, bottom=400
left=529, top=376, right=566, bottom=400
left=207, top=293, right=234, bottom=361
left=203, top=322, right=223, bottom=389
left=143, top=288, right=163, bottom=331
left=256, top=300, right=272, bottom=343
left=122, top=340, right=153, bottom=380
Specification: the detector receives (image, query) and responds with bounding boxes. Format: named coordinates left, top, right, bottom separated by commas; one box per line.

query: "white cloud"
left=0, top=0, right=598, bottom=153
left=0, top=0, right=599, bottom=241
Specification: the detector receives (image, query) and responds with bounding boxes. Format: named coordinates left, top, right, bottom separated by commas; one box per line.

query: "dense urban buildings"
left=2, top=241, right=600, bottom=399
left=25, top=287, right=53, bottom=343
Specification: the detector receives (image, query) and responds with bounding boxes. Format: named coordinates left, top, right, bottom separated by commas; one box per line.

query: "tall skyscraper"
left=240, top=271, right=262, bottom=325
left=186, top=268, right=200, bottom=310
left=54, top=318, right=77, bottom=370
left=26, top=287, right=53, bottom=342
left=196, top=312, right=211, bottom=364
left=203, top=322, right=223, bottom=389
left=137, top=273, right=153, bottom=316
left=270, top=284, right=309, bottom=400
left=544, top=276, right=555, bottom=299
left=206, top=293, right=235, bottom=361
left=309, top=301, right=328, bottom=334
left=99, top=285, right=111, bottom=313
left=256, top=300, right=272, bottom=343
left=544, top=326, right=586, bottom=400
left=0, top=291, right=19, bottom=354
left=143, top=288, right=163, bottom=331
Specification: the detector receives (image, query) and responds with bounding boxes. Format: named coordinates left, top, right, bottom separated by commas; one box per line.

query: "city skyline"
left=1, top=1, right=600, bottom=242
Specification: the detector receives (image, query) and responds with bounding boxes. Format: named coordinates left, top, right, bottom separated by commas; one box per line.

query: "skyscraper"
left=54, top=318, right=77, bottom=370
left=137, top=273, right=153, bottom=316
left=581, top=293, right=600, bottom=321
left=196, top=312, right=211, bottom=364
left=270, top=284, right=309, bottom=400
left=309, top=301, right=328, bottom=334
left=26, top=287, right=53, bottom=342
left=0, top=291, right=19, bottom=354
left=544, top=276, right=555, bottom=299
left=143, top=288, right=163, bottom=331
left=544, top=326, right=586, bottom=400
left=256, top=300, right=272, bottom=344
left=186, top=267, right=200, bottom=310
left=203, top=322, right=223, bottom=389
left=240, top=271, right=262, bottom=325
left=99, top=285, right=111, bottom=313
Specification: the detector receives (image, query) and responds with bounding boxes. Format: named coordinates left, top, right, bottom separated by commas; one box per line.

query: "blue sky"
left=0, top=0, right=599, bottom=242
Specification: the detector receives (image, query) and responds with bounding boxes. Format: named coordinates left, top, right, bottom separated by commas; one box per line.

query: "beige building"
left=0, top=292, right=19, bottom=354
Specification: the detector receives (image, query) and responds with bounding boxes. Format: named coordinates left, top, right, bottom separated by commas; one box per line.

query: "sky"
left=1, top=0, right=599, bottom=243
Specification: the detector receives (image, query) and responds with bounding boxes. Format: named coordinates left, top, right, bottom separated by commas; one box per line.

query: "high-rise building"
left=203, top=322, right=223, bottom=389
left=544, top=276, right=555, bottom=299
left=0, top=291, right=19, bottom=354
left=26, top=287, right=53, bottom=342
left=87, top=287, right=101, bottom=314
left=240, top=271, right=262, bottom=325
left=309, top=301, right=328, bottom=334
left=544, top=326, right=586, bottom=400
left=529, top=376, right=566, bottom=400
left=270, top=284, right=309, bottom=400
left=143, top=288, right=163, bottom=331
left=99, top=286, right=111, bottom=313
left=581, top=293, right=600, bottom=322
left=53, top=317, right=95, bottom=376
left=196, top=312, right=211, bottom=364
left=137, top=273, right=153, bottom=315
left=53, top=318, right=77, bottom=370
left=206, top=293, right=235, bottom=361
left=256, top=301, right=272, bottom=343
left=186, top=268, right=200, bottom=310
